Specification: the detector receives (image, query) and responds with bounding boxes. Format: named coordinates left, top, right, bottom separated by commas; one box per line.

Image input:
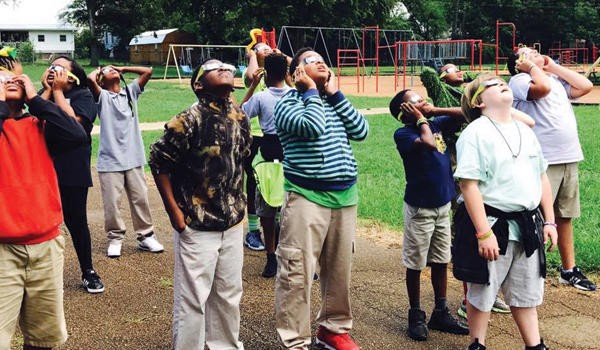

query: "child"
left=0, top=70, right=86, bottom=349
left=87, top=65, right=164, bottom=258
left=508, top=47, right=595, bottom=292
left=241, top=52, right=290, bottom=278
left=390, top=89, right=468, bottom=341
left=149, top=59, right=250, bottom=349
left=454, top=75, right=558, bottom=350
left=40, top=56, right=104, bottom=293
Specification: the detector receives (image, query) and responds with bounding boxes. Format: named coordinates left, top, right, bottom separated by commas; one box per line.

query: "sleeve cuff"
left=326, top=90, right=345, bottom=105
left=302, top=88, right=320, bottom=101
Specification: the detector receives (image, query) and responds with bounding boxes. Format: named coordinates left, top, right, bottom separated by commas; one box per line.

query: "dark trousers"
left=60, top=185, right=94, bottom=275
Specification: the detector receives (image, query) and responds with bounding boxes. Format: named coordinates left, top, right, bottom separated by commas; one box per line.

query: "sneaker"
left=427, top=306, right=469, bottom=335
left=559, top=266, right=596, bottom=291
left=244, top=230, right=265, bottom=251
left=315, top=326, right=360, bottom=350
left=107, top=240, right=122, bottom=258
left=457, top=301, right=468, bottom=319
left=138, top=235, right=164, bottom=253
left=262, top=252, right=277, bottom=278
left=468, top=338, right=486, bottom=350
left=525, top=339, right=548, bottom=350
left=407, top=308, right=428, bottom=341
left=82, top=269, right=105, bottom=294
left=491, top=295, right=511, bottom=313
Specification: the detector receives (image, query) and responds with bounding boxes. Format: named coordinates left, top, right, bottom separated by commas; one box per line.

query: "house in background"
left=0, top=24, right=77, bottom=58
left=128, top=28, right=195, bottom=65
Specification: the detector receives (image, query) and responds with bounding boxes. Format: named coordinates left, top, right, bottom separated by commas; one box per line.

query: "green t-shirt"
left=284, top=179, right=358, bottom=208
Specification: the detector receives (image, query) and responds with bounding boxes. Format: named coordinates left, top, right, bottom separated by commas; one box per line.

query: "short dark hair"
left=507, top=52, right=519, bottom=76
left=264, top=53, right=288, bottom=82
left=289, top=47, right=314, bottom=76
left=52, top=55, right=86, bottom=88
left=389, top=89, right=410, bottom=121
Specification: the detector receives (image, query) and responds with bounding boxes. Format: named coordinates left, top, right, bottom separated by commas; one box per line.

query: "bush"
left=17, top=41, right=35, bottom=64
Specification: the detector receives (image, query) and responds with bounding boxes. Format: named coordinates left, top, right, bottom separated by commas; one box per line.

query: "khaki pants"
left=0, top=236, right=67, bottom=349
left=275, top=191, right=356, bottom=349
left=98, top=166, right=154, bottom=241
left=172, top=224, right=244, bottom=350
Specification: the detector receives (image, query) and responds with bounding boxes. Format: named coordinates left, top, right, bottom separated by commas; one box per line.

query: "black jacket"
left=452, top=202, right=547, bottom=284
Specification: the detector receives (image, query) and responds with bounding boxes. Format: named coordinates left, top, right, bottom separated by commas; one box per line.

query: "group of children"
left=0, top=41, right=595, bottom=350
left=392, top=46, right=594, bottom=350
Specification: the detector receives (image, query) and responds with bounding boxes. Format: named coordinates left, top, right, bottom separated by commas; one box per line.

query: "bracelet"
left=416, top=117, right=429, bottom=126
left=476, top=230, right=493, bottom=240
left=543, top=221, right=557, bottom=228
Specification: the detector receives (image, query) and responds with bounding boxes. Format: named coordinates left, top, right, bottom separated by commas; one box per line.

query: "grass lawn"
left=18, top=63, right=600, bottom=271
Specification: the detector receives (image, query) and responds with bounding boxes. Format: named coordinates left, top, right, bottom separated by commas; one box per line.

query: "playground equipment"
left=396, top=39, right=483, bottom=90
left=495, top=21, right=517, bottom=75
left=163, top=44, right=246, bottom=82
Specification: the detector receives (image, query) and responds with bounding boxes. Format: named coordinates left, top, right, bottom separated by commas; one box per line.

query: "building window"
left=60, top=35, right=66, bottom=42
left=38, top=35, right=45, bottom=42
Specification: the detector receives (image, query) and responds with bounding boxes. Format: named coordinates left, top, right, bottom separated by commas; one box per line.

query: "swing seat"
left=252, top=152, right=284, bottom=208
left=181, top=65, right=193, bottom=75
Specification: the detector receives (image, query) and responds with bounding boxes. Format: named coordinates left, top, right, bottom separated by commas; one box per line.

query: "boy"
left=274, top=47, right=368, bottom=350
left=87, top=65, right=164, bottom=258
left=149, top=59, right=251, bottom=349
left=241, top=52, right=290, bottom=278
left=455, top=75, right=557, bottom=350
left=390, top=89, right=469, bottom=341
left=508, top=47, right=596, bottom=292
left=0, top=70, right=86, bottom=349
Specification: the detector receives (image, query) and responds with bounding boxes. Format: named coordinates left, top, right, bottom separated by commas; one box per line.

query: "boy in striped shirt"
left=273, top=47, right=368, bottom=350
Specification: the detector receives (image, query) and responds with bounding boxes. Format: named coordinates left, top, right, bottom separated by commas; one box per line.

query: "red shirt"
left=0, top=116, right=62, bottom=244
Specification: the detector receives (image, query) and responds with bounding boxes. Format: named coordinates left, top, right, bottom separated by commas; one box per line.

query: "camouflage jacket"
left=420, top=66, right=480, bottom=108
left=149, top=93, right=251, bottom=231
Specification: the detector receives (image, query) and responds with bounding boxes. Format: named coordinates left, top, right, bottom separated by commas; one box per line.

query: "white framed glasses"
left=49, top=64, right=80, bottom=85
left=194, top=62, right=237, bottom=83
left=407, top=94, right=424, bottom=105
left=303, top=55, right=324, bottom=66
left=439, top=66, right=460, bottom=78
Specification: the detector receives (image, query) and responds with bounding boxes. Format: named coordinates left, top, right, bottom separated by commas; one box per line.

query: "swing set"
left=163, top=44, right=246, bottom=82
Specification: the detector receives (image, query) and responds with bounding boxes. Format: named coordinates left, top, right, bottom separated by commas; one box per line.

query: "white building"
left=0, top=24, right=77, bottom=58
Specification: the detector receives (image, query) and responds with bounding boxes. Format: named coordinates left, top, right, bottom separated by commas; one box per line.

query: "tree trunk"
left=85, top=0, right=99, bottom=66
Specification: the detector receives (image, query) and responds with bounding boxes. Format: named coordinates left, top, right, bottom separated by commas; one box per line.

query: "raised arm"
left=274, top=90, right=327, bottom=139
left=515, top=58, right=552, bottom=100
left=510, top=107, right=535, bottom=128
left=87, top=68, right=102, bottom=100
left=119, top=66, right=153, bottom=89
left=543, top=56, right=593, bottom=99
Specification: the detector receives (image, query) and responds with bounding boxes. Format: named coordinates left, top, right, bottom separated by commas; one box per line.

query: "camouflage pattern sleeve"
left=420, top=67, right=445, bottom=106
left=463, top=71, right=482, bottom=83
left=149, top=109, right=196, bottom=175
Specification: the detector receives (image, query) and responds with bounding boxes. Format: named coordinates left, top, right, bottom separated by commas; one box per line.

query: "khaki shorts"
left=467, top=241, right=544, bottom=312
left=546, top=163, right=580, bottom=218
left=0, top=235, right=67, bottom=349
left=402, top=202, right=451, bottom=270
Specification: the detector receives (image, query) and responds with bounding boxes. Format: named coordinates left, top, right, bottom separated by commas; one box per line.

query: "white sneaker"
left=107, top=240, right=122, bottom=258
left=138, top=235, right=164, bottom=253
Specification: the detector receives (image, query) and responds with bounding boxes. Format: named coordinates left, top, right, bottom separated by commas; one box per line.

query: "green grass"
left=18, top=62, right=600, bottom=271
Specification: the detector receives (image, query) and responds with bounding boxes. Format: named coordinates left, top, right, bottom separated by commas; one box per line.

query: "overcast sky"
left=0, top=0, right=72, bottom=25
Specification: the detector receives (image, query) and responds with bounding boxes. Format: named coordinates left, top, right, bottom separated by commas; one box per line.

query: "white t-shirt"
left=454, top=116, right=548, bottom=240
left=509, top=73, right=583, bottom=165
left=96, top=79, right=146, bottom=172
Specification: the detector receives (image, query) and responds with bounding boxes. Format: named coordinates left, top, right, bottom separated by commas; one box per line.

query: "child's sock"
left=434, top=298, right=447, bottom=311
left=248, top=213, right=259, bottom=232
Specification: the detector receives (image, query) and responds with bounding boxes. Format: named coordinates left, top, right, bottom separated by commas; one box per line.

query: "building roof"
left=129, top=28, right=178, bottom=46
left=0, top=23, right=77, bottom=31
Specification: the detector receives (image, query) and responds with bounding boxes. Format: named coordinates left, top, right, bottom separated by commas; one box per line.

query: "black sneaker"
left=408, top=308, right=428, bottom=341
left=526, top=338, right=549, bottom=350
left=262, top=252, right=277, bottom=278
left=559, top=266, right=596, bottom=291
left=468, top=338, right=486, bottom=350
left=427, top=306, right=469, bottom=335
left=82, top=270, right=105, bottom=294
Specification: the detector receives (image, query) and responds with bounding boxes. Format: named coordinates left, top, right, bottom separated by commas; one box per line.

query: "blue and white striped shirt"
left=274, top=89, right=368, bottom=190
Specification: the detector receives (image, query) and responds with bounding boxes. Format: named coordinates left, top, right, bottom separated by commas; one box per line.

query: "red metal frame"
left=361, top=25, right=380, bottom=92
left=337, top=49, right=360, bottom=93
left=496, top=21, right=516, bottom=75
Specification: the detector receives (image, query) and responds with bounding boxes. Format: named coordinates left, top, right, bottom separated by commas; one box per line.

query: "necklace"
left=486, top=116, right=521, bottom=158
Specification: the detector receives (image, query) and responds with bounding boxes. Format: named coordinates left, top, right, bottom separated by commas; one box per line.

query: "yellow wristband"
left=476, top=230, right=493, bottom=240
left=416, top=117, right=428, bottom=126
